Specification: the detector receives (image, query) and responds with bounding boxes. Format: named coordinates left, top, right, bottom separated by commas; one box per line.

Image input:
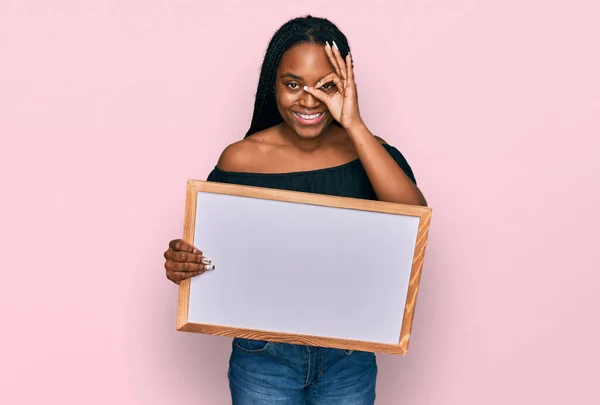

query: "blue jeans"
left=228, top=338, right=378, bottom=404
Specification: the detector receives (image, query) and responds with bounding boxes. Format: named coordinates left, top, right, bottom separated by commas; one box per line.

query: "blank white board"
left=177, top=180, right=432, bottom=355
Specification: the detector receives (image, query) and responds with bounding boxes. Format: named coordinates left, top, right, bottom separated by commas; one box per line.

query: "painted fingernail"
left=303, top=85, right=309, bottom=91
left=326, top=41, right=331, bottom=48
left=201, top=257, right=211, bottom=264
left=204, top=264, right=215, bottom=271
left=332, top=41, right=338, bottom=49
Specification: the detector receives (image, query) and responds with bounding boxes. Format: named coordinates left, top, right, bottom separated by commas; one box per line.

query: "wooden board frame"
left=176, top=180, right=432, bottom=355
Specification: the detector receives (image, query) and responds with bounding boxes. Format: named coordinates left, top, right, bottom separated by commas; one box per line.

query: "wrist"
left=345, top=120, right=370, bottom=139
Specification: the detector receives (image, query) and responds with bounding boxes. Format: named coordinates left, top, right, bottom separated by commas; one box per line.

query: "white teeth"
left=296, top=113, right=322, bottom=120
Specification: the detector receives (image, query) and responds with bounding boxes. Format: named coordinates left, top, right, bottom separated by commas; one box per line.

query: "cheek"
left=276, top=91, right=298, bottom=110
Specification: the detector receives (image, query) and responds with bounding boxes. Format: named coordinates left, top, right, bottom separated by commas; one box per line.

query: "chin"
left=294, top=126, right=325, bottom=138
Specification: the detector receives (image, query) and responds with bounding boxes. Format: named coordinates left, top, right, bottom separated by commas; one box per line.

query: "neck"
left=278, top=123, right=338, bottom=152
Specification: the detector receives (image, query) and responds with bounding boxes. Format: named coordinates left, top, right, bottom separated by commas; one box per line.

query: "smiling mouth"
left=293, top=112, right=326, bottom=125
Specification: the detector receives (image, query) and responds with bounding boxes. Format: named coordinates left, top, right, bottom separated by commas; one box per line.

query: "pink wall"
left=1, top=1, right=599, bottom=404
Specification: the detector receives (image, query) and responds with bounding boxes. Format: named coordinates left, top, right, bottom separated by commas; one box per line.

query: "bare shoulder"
left=216, top=140, right=254, bottom=172
left=216, top=129, right=277, bottom=172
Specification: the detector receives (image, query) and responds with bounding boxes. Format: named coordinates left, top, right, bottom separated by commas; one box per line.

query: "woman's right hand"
left=164, top=239, right=214, bottom=284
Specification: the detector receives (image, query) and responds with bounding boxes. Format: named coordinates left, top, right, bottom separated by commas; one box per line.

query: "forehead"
left=277, top=43, right=333, bottom=78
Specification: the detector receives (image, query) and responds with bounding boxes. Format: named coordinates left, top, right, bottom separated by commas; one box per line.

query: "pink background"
left=1, top=1, right=599, bottom=404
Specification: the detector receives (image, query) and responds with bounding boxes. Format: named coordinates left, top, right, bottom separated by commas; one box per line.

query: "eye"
left=286, top=82, right=300, bottom=90
left=320, top=82, right=336, bottom=91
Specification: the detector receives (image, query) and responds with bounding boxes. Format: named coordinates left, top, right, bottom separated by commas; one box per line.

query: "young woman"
left=164, top=15, right=427, bottom=405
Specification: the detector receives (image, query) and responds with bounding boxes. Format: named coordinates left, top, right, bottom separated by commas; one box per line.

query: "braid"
left=244, top=16, right=352, bottom=138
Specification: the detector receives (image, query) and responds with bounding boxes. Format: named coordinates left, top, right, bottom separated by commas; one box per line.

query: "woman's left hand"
left=304, top=42, right=364, bottom=131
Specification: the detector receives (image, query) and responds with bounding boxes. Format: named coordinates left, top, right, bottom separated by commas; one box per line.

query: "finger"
left=168, top=239, right=202, bottom=254
left=314, top=73, right=344, bottom=95
left=334, top=75, right=344, bottom=95
left=330, top=41, right=347, bottom=81
left=346, top=53, right=355, bottom=85
left=303, top=85, right=331, bottom=104
left=315, top=72, right=340, bottom=87
left=164, top=249, right=211, bottom=264
left=325, top=42, right=343, bottom=80
left=166, top=260, right=215, bottom=273
left=168, top=239, right=202, bottom=255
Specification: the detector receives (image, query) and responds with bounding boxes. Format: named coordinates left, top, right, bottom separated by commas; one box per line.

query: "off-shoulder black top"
left=206, top=143, right=417, bottom=200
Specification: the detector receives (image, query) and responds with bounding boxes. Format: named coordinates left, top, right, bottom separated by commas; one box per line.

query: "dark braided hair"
left=244, top=15, right=352, bottom=138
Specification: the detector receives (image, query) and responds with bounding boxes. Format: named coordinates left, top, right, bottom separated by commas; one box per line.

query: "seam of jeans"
left=304, top=346, right=311, bottom=387
left=317, top=348, right=323, bottom=382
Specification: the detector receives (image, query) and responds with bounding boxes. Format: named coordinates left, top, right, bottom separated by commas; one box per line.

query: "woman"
left=164, top=15, right=427, bottom=405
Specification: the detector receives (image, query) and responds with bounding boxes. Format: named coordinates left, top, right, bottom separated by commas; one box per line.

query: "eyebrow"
left=280, top=71, right=335, bottom=81
left=280, top=73, right=303, bottom=80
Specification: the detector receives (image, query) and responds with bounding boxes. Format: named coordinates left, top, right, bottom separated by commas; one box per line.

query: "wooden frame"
left=177, top=180, right=432, bottom=355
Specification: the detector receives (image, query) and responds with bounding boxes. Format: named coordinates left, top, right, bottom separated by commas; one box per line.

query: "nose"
left=299, top=91, right=320, bottom=109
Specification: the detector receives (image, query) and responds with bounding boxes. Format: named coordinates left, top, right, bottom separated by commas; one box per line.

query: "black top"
left=206, top=143, right=417, bottom=200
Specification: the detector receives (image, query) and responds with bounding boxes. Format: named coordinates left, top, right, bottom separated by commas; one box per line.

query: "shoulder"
left=216, top=140, right=260, bottom=172
left=216, top=140, right=250, bottom=169
left=216, top=129, right=277, bottom=172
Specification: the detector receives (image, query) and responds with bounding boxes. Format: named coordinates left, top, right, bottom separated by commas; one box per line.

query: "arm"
left=305, top=41, right=427, bottom=206
left=349, top=125, right=427, bottom=206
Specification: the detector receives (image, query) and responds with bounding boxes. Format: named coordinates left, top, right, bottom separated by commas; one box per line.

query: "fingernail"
left=201, top=257, right=211, bottom=265
left=326, top=41, right=331, bottom=48
left=303, top=85, right=309, bottom=91
left=204, top=264, right=215, bottom=271
left=332, top=41, right=338, bottom=49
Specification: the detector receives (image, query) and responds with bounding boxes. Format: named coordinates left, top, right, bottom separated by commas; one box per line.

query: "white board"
left=177, top=181, right=431, bottom=355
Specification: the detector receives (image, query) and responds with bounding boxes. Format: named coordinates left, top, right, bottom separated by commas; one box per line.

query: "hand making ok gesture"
left=303, top=41, right=364, bottom=132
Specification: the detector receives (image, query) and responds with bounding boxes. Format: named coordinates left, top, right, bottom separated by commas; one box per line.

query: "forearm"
left=347, top=123, right=428, bottom=206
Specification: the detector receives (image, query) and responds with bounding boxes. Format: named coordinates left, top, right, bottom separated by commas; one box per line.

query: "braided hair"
left=244, top=15, right=352, bottom=138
